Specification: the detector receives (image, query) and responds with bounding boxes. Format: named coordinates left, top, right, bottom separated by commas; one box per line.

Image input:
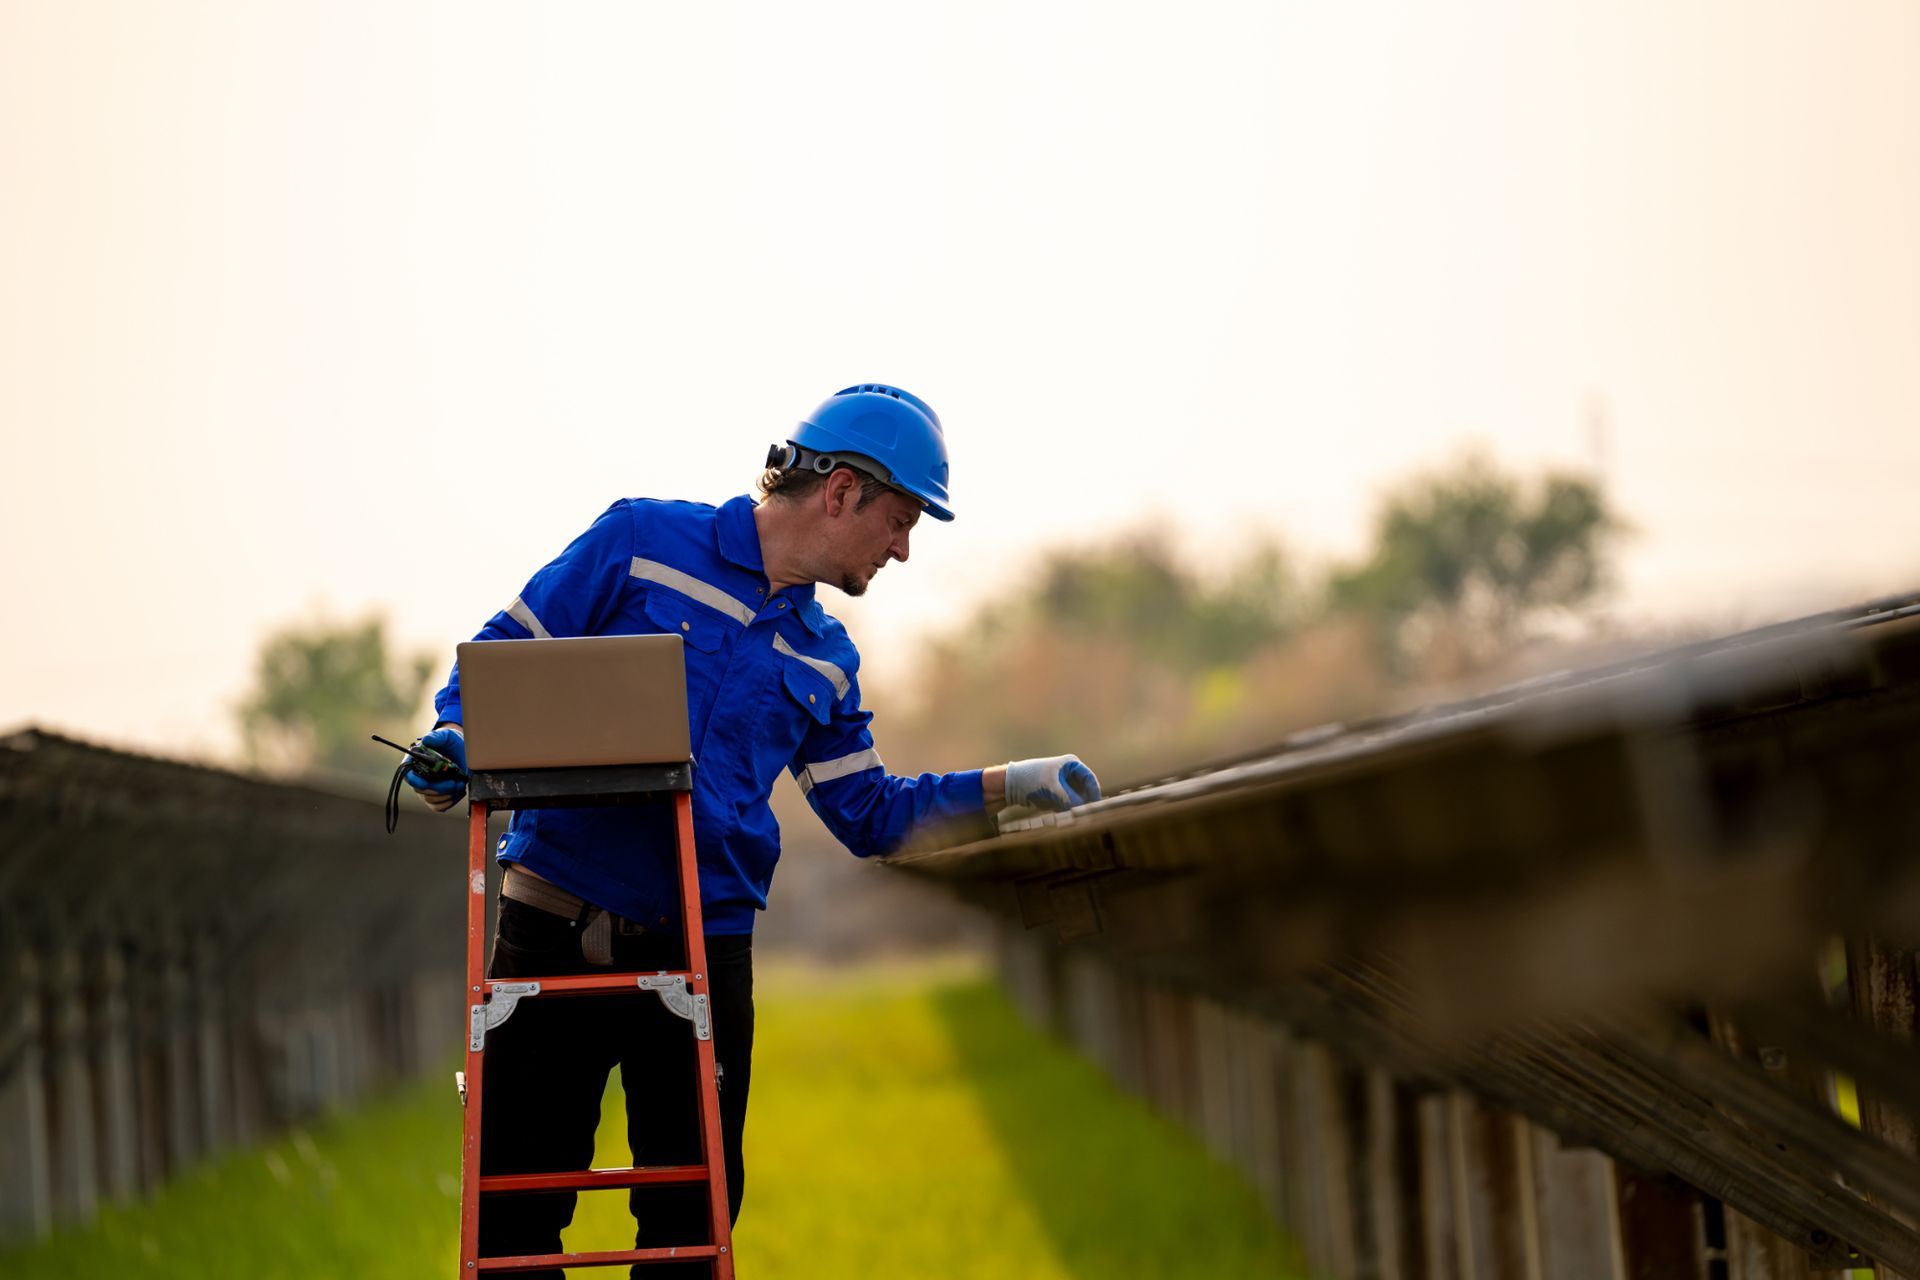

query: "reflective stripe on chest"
left=630, top=557, right=757, bottom=624
left=628, top=556, right=851, bottom=701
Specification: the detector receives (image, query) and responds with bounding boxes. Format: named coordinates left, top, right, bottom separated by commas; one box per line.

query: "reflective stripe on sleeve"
left=796, top=748, right=883, bottom=795
left=773, top=634, right=851, bottom=700
left=629, top=558, right=757, bottom=625
left=505, top=596, right=553, bottom=640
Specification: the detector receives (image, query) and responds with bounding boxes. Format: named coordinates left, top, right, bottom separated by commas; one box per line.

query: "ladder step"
left=507, top=970, right=694, bottom=997
left=479, top=1165, right=709, bottom=1194
left=476, top=1245, right=722, bottom=1271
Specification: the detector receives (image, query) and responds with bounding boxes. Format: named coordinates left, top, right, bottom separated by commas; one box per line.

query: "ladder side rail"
left=459, top=800, right=491, bottom=1273
left=673, top=789, right=736, bottom=1276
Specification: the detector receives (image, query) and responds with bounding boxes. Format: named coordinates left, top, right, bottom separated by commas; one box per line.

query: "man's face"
left=832, top=484, right=921, bottom=597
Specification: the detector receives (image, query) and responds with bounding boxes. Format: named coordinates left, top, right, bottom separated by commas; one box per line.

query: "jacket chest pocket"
left=779, top=659, right=834, bottom=727
left=749, top=656, right=833, bottom=791
left=641, top=591, right=727, bottom=654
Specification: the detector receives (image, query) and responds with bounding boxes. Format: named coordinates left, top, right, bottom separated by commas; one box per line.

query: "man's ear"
left=823, top=467, right=860, bottom=517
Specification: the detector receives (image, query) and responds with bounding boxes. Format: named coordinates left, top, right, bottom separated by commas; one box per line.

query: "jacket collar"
left=718, top=494, right=827, bottom=635
left=716, top=495, right=764, bottom=573
left=792, top=594, right=829, bottom=636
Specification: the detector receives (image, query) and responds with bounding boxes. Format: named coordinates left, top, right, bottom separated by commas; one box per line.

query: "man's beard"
left=839, top=572, right=868, bottom=597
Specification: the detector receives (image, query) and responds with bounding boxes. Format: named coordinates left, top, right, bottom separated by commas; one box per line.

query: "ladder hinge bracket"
left=469, top=981, right=540, bottom=1051
left=638, top=973, right=711, bottom=1040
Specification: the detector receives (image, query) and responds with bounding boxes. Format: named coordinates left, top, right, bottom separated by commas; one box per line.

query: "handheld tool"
left=373, top=733, right=471, bottom=833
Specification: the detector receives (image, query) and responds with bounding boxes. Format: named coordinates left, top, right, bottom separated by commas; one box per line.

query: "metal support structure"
left=0, top=944, right=52, bottom=1240
left=1, top=727, right=469, bottom=1242
left=160, top=942, right=199, bottom=1176
left=47, top=941, right=98, bottom=1224
left=89, top=941, right=140, bottom=1203
left=893, top=596, right=1920, bottom=1280
left=1847, top=937, right=1920, bottom=1280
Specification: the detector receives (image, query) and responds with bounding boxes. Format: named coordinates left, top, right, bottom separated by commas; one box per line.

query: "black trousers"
left=478, top=896, right=754, bottom=1280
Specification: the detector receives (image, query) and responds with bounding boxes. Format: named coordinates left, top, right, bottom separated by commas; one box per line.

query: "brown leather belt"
left=501, top=865, right=592, bottom=917
left=500, top=867, right=650, bottom=966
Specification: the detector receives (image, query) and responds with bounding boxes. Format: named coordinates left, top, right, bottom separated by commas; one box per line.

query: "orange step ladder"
left=456, top=761, right=735, bottom=1276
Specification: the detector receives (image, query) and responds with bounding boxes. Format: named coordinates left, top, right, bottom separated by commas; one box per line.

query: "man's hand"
left=999, top=754, right=1102, bottom=813
left=405, top=724, right=468, bottom=812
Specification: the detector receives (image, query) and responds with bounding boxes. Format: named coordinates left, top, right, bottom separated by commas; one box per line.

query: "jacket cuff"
left=948, top=768, right=986, bottom=814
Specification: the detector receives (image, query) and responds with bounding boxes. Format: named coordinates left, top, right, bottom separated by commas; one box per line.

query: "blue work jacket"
left=431, top=494, right=985, bottom=934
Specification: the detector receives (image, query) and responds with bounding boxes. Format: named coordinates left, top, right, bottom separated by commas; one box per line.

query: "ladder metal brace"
left=639, top=972, right=712, bottom=1040
left=469, top=981, right=540, bottom=1051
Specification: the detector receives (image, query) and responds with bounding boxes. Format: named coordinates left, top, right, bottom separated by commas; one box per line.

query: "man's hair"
left=758, top=463, right=898, bottom=512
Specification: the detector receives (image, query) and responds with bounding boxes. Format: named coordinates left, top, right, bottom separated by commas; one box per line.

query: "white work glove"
left=1003, top=754, right=1102, bottom=812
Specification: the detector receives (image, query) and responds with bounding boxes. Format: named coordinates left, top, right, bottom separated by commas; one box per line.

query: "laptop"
left=456, top=635, right=692, bottom=771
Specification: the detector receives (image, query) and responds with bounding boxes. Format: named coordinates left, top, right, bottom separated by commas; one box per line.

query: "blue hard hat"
left=785, top=384, right=954, bottom=522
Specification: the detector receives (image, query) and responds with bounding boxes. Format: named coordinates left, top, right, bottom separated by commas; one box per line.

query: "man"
left=405, top=383, right=1101, bottom=1276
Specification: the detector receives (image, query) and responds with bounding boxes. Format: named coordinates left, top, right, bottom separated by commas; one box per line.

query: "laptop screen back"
left=456, top=635, right=692, bottom=770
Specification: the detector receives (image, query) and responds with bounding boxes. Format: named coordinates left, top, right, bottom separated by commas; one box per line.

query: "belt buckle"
left=614, top=915, right=650, bottom=937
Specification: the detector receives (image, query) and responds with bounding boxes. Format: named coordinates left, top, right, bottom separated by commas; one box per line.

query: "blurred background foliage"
left=1330, top=452, right=1620, bottom=679
left=237, top=615, right=437, bottom=781
left=885, top=453, right=1619, bottom=785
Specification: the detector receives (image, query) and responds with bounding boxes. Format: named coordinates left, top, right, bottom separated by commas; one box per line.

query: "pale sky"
left=3, top=2, right=1916, bottom=761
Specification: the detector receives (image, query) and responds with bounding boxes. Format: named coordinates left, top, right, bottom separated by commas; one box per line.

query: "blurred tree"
left=885, top=534, right=1327, bottom=784
left=237, top=615, right=436, bottom=780
left=1030, top=529, right=1297, bottom=668
left=885, top=455, right=1619, bottom=789
left=1331, top=453, right=1618, bottom=677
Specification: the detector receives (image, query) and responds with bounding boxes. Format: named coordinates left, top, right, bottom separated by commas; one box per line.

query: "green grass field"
left=1, top=961, right=1299, bottom=1278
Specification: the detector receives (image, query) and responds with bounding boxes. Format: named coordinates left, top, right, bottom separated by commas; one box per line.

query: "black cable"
left=386, top=758, right=408, bottom=834
left=371, top=734, right=469, bottom=834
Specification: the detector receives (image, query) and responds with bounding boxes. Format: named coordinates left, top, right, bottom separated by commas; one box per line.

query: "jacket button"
left=778, top=602, right=788, bottom=610
left=808, top=693, right=816, bottom=704
left=680, top=621, right=690, bottom=632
